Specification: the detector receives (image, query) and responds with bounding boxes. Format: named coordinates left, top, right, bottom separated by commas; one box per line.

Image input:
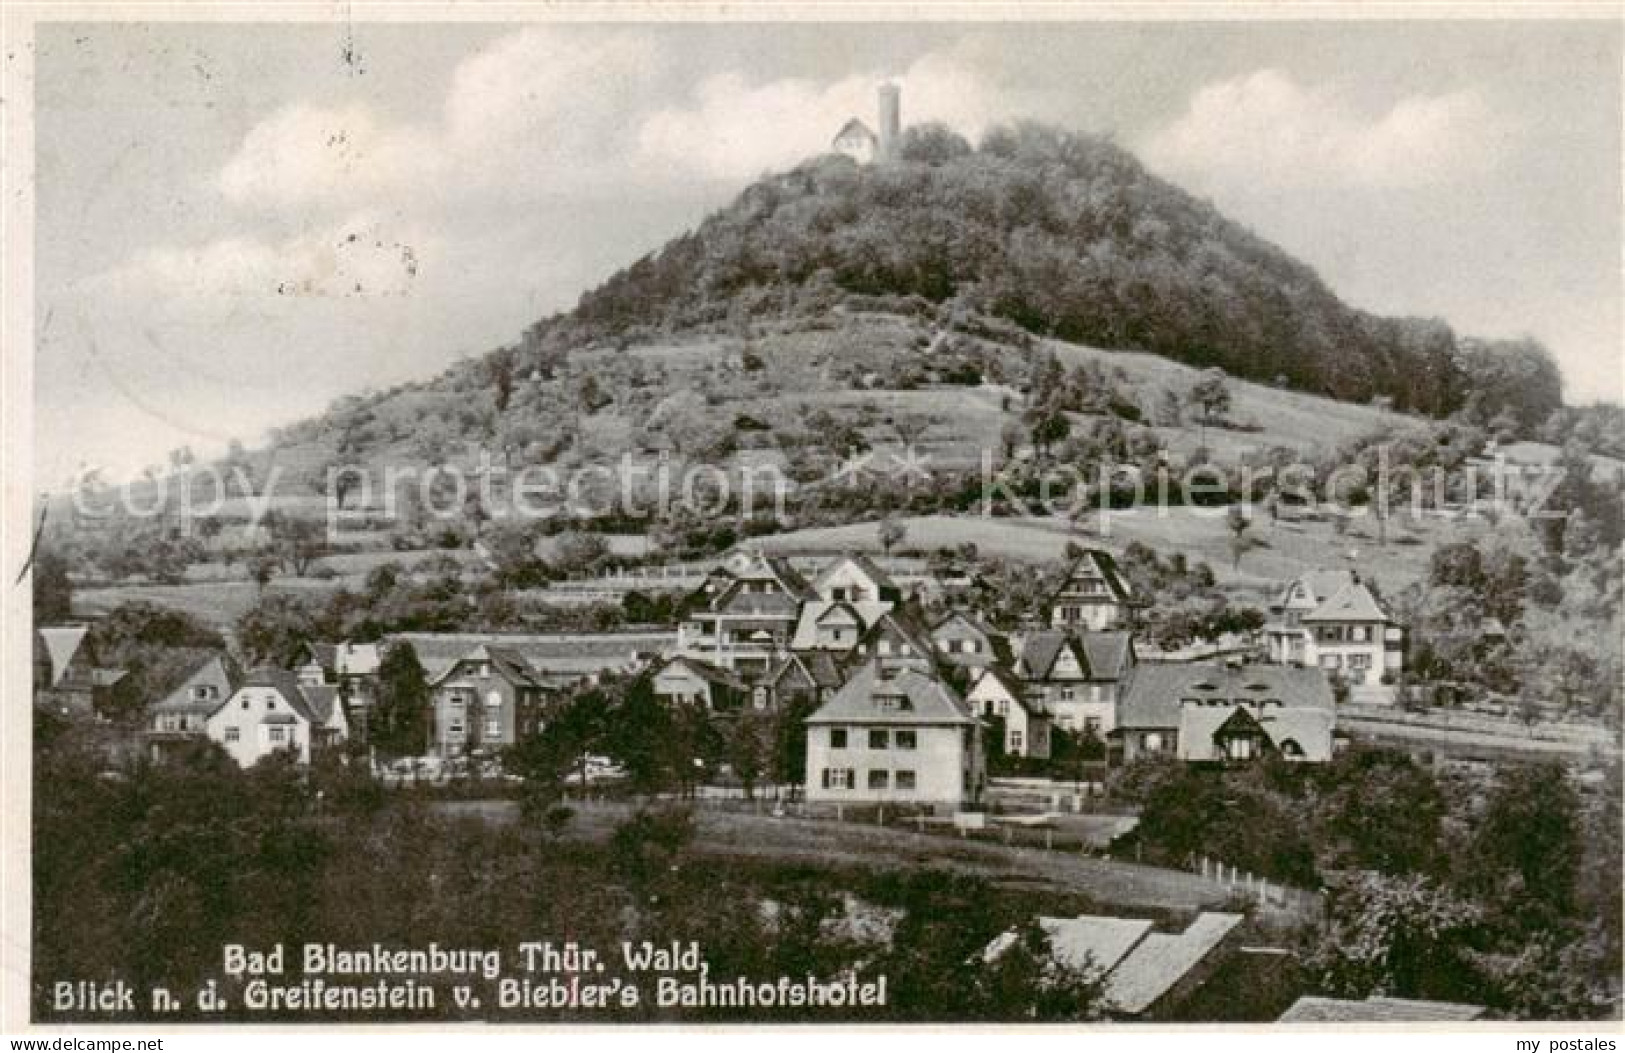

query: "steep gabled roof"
left=1053, top=548, right=1132, bottom=602
left=1080, top=631, right=1134, bottom=679
left=219, top=667, right=318, bottom=724
left=807, top=663, right=976, bottom=726
left=37, top=625, right=90, bottom=686
left=968, top=666, right=1043, bottom=715
left=832, top=117, right=877, bottom=145
left=150, top=654, right=239, bottom=714
left=300, top=684, right=343, bottom=726
left=1018, top=630, right=1072, bottom=680
left=1302, top=579, right=1390, bottom=623
left=811, top=553, right=899, bottom=598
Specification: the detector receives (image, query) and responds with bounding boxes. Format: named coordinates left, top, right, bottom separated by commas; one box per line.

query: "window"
left=449, top=694, right=465, bottom=709
left=1144, top=732, right=1163, bottom=752
left=1084, top=716, right=1102, bottom=735
left=830, top=728, right=848, bottom=749
left=1010, top=729, right=1024, bottom=753
left=269, top=727, right=286, bottom=743
left=895, top=770, right=917, bottom=790
left=449, top=720, right=464, bottom=736
left=1320, top=655, right=1341, bottom=669
left=224, top=727, right=240, bottom=743
left=486, top=719, right=502, bottom=738
left=821, top=768, right=853, bottom=790
left=867, top=769, right=889, bottom=790
left=868, top=728, right=889, bottom=750
left=895, top=730, right=917, bottom=750
left=487, top=690, right=503, bottom=707
left=1351, top=654, right=1372, bottom=670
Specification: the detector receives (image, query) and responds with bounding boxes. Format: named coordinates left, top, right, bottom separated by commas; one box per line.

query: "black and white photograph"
left=4, top=4, right=1623, bottom=1037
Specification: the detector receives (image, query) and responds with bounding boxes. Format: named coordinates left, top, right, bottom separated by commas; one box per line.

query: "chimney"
left=878, top=82, right=901, bottom=161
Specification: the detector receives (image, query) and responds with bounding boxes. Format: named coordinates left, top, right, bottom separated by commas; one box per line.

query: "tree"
left=234, top=593, right=319, bottom=667
left=487, top=347, right=518, bottom=413
left=1189, top=369, right=1232, bottom=425
left=1020, top=407, right=1072, bottom=455
left=878, top=517, right=906, bottom=555
left=32, top=546, right=73, bottom=624
left=1466, top=762, right=1582, bottom=930
left=264, top=512, right=327, bottom=577
left=1225, top=506, right=1258, bottom=570
left=372, top=642, right=431, bottom=761
left=1305, top=872, right=1485, bottom=1002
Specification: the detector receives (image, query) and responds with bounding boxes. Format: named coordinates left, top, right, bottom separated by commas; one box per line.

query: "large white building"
left=203, top=668, right=347, bottom=768
left=1264, top=570, right=1403, bottom=699
left=804, top=662, right=984, bottom=812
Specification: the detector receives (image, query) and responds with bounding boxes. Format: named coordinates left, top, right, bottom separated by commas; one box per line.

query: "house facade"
left=1014, top=630, right=1135, bottom=737
left=147, top=655, right=237, bottom=761
left=1049, top=549, right=1134, bottom=631
left=965, top=667, right=1051, bottom=759
left=426, top=644, right=543, bottom=758
left=1264, top=570, right=1403, bottom=694
left=677, top=553, right=811, bottom=677
left=805, top=663, right=984, bottom=812
left=930, top=611, right=1010, bottom=675
left=203, top=668, right=348, bottom=768
left=649, top=655, right=748, bottom=712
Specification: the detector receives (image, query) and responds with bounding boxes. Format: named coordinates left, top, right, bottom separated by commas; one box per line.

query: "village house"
left=146, top=654, right=238, bottom=761
left=804, top=662, right=984, bottom=812
left=929, top=610, right=1012, bottom=674
left=34, top=624, right=134, bottom=720
left=760, top=651, right=845, bottom=712
left=965, top=666, right=1051, bottom=759
left=787, top=553, right=900, bottom=654
left=649, top=655, right=748, bottom=712
left=424, top=643, right=544, bottom=759
left=1048, top=549, right=1135, bottom=631
left=1264, top=569, right=1403, bottom=698
left=1114, top=662, right=1336, bottom=764
left=203, top=668, right=348, bottom=768
left=849, top=608, right=939, bottom=673
left=677, top=551, right=812, bottom=678
left=1013, top=629, right=1136, bottom=738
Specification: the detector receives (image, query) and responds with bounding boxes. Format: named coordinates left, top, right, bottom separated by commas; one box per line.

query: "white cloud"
left=98, top=212, right=432, bottom=300
left=1137, top=69, right=1507, bottom=193
left=217, top=103, right=438, bottom=209
left=216, top=28, right=672, bottom=212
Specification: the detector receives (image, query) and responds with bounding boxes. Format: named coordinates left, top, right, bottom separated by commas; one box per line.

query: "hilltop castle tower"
left=877, top=82, right=901, bottom=161
left=831, top=83, right=903, bottom=165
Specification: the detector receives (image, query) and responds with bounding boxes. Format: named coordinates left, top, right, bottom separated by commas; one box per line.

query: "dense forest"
left=544, top=121, right=1562, bottom=423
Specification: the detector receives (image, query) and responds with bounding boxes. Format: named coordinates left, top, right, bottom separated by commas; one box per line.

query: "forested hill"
left=539, top=121, right=1561, bottom=423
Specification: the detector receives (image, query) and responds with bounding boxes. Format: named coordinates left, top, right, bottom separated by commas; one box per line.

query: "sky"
left=32, top=18, right=1623, bottom=487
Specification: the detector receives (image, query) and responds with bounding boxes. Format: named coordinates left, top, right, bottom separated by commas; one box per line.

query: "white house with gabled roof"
left=804, top=662, right=984, bottom=811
